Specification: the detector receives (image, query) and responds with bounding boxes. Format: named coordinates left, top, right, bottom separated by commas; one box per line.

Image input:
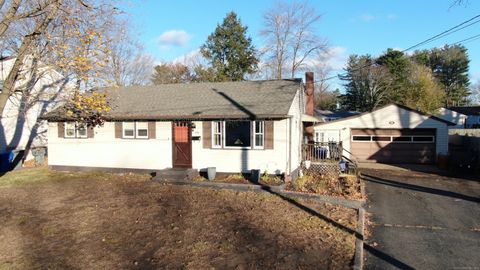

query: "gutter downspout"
left=288, top=116, right=292, bottom=176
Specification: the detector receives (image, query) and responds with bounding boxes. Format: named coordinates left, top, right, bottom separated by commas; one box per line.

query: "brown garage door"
left=351, top=129, right=436, bottom=164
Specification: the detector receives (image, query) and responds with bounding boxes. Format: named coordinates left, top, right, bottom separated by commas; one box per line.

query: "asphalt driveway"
left=360, top=165, right=480, bottom=270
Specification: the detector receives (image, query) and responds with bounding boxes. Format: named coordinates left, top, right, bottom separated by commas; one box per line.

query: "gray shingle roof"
left=45, top=79, right=302, bottom=121
left=448, top=106, right=480, bottom=116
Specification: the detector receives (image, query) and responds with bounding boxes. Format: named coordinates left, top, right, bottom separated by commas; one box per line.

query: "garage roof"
left=314, top=103, right=456, bottom=127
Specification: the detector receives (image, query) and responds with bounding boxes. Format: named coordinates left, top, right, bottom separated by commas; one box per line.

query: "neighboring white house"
left=447, top=106, right=480, bottom=128
left=436, top=107, right=468, bottom=128
left=0, top=56, right=71, bottom=158
left=44, top=77, right=312, bottom=178
left=314, top=109, right=359, bottom=122
left=313, top=104, right=454, bottom=164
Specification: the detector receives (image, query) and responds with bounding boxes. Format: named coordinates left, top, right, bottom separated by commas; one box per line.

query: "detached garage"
left=313, top=104, right=454, bottom=164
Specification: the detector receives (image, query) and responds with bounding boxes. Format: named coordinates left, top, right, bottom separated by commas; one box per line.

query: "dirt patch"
left=0, top=168, right=356, bottom=269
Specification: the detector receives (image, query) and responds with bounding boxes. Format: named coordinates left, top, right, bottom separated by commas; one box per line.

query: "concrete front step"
left=152, top=168, right=197, bottom=181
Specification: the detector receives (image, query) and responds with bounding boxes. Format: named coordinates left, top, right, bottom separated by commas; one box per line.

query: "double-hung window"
left=64, top=122, right=87, bottom=138
left=253, top=121, right=264, bottom=149
left=212, top=121, right=223, bottom=148
left=123, top=122, right=135, bottom=138
left=212, top=120, right=265, bottom=149
left=122, top=121, right=148, bottom=139
left=136, top=122, right=149, bottom=139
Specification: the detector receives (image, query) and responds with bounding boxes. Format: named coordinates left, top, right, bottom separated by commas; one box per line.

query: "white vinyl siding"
left=49, top=121, right=172, bottom=170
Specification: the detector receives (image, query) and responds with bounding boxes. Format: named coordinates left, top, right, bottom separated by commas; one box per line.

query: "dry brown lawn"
left=0, top=168, right=356, bottom=269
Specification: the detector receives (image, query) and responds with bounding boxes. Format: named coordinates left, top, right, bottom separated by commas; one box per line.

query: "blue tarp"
left=0, top=151, right=14, bottom=172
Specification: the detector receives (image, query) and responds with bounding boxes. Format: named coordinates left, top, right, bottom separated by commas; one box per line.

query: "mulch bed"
left=0, top=169, right=356, bottom=269
left=198, top=174, right=284, bottom=186
left=285, top=173, right=363, bottom=200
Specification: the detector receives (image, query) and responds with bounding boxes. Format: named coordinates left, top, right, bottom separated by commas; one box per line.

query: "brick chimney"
left=305, top=72, right=314, bottom=116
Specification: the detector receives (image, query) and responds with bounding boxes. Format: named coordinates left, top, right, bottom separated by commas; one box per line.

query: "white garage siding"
left=313, top=104, right=450, bottom=161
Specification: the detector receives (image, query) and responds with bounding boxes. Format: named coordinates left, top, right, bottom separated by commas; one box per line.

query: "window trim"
left=411, top=136, right=435, bottom=143
left=64, top=122, right=88, bottom=139
left=223, top=120, right=252, bottom=149
left=210, top=120, right=265, bottom=150
left=76, top=123, right=88, bottom=139
left=64, top=122, right=77, bottom=138
left=135, top=122, right=149, bottom=139
left=122, top=121, right=149, bottom=139
left=122, top=122, right=135, bottom=139
left=351, top=135, right=372, bottom=142
left=211, top=121, right=223, bottom=148
left=352, top=134, right=435, bottom=144
left=391, top=136, right=413, bottom=143
left=253, top=121, right=265, bottom=149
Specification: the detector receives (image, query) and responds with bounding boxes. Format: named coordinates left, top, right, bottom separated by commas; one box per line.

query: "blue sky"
left=122, top=0, right=480, bottom=88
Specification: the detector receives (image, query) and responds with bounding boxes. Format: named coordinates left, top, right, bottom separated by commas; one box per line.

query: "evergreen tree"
left=376, top=49, right=410, bottom=103
left=339, top=55, right=391, bottom=112
left=413, top=45, right=470, bottom=106
left=428, top=45, right=470, bottom=106
left=201, top=12, right=258, bottom=81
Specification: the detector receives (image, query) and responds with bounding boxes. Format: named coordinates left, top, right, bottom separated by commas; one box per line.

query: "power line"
left=315, top=14, right=480, bottom=83
left=454, top=33, right=480, bottom=44
left=423, top=18, right=480, bottom=44
left=402, top=14, right=480, bottom=52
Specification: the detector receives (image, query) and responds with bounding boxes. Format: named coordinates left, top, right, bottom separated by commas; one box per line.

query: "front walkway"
left=361, top=167, right=480, bottom=269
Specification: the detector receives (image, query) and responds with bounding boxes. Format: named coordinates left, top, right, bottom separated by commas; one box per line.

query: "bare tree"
left=0, top=0, right=124, bottom=125
left=450, top=0, right=469, bottom=8
left=261, top=1, right=328, bottom=79
left=104, top=19, right=154, bottom=86
left=469, top=81, right=480, bottom=105
left=0, top=0, right=63, bottom=116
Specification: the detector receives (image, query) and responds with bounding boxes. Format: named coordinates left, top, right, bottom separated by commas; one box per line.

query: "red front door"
left=172, top=122, right=192, bottom=168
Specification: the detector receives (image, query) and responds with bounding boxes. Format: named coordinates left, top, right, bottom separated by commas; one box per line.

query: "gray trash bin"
left=207, top=167, right=216, bottom=180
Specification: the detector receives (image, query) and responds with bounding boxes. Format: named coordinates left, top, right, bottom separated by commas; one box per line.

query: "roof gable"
left=315, top=103, right=456, bottom=127
left=448, top=106, right=480, bottom=116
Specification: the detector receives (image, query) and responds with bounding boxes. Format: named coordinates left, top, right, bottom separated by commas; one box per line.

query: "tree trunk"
left=0, top=0, right=62, bottom=117
left=0, top=0, right=22, bottom=38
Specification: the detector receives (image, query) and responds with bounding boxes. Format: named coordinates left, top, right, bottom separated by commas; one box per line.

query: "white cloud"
left=301, top=46, right=348, bottom=73
left=157, top=30, right=191, bottom=47
left=360, top=13, right=375, bottom=22
left=172, top=49, right=204, bottom=65
left=321, top=46, right=349, bottom=71
left=473, top=72, right=480, bottom=82
left=387, top=14, right=398, bottom=20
